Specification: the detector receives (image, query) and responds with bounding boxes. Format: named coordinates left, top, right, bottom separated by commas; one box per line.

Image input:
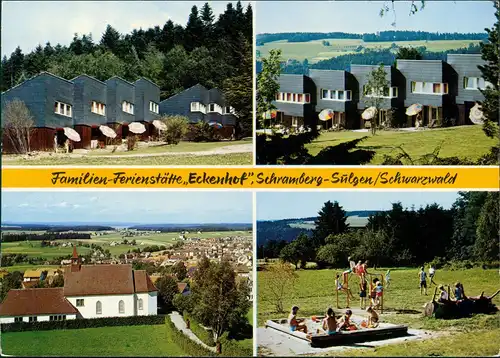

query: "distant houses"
left=271, top=54, right=489, bottom=130
left=1, top=73, right=237, bottom=153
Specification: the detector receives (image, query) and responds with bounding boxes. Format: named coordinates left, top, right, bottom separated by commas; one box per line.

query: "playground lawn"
left=257, top=267, right=500, bottom=356
left=1, top=324, right=187, bottom=356
left=305, top=126, right=496, bottom=164
left=2, top=152, right=252, bottom=166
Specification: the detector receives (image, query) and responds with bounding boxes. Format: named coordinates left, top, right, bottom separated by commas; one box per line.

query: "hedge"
left=1, top=315, right=165, bottom=333
left=165, top=316, right=216, bottom=357
left=183, top=311, right=215, bottom=347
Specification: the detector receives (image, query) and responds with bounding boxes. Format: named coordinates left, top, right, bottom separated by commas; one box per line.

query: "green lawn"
left=305, top=126, right=496, bottom=164
left=1, top=324, right=188, bottom=356
left=2, top=152, right=252, bottom=166
left=87, top=139, right=250, bottom=156
left=257, top=266, right=500, bottom=356
left=2, top=242, right=92, bottom=259
left=257, top=39, right=483, bottom=63
left=1, top=264, right=60, bottom=273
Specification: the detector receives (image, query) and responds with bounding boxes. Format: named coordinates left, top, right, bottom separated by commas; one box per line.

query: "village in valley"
left=0, top=191, right=254, bottom=356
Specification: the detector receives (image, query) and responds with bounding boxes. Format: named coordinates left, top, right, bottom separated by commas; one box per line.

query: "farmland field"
left=1, top=324, right=187, bottom=356
left=257, top=266, right=500, bottom=356
left=256, top=38, right=484, bottom=63
left=305, top=126, right=496, bottom=164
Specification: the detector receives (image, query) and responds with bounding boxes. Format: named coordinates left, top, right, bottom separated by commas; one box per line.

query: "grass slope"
left=257, top=267, right=500, bottom=356
left=1, top=324, right=187, bottom=356
left=305, top=126, right=496, bottom=164
left=3, top=152, right=252, bottom=166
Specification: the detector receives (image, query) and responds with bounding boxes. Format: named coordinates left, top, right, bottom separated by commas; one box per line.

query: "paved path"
left=169, top=311, right=217, bottom=353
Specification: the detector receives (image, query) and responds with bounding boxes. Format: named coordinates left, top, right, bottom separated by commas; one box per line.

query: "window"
left=464, top=77, right=490, bottom=90
left=96, top=301, right=102, bottom=315
left=49, top=315, right=66, bottom=321
left=321, top=89, right=350, bottom=101
left=411, top=81, right=447, bottom=94
left=209, top=104, right=215, bottom=112
left=275, top=92, right=310, bottom=104
left=138, top=298, right=143, bottom=310
left=76, top=299, right=84, bottom=307
left=322, top=89, right=328, bottom=99
left=338, top=91, right=345, bottom=100
left=149, top=101, right=159, bottom=114
left=29, top=316, right=38, bottom=322
left=207, top=103, right=222, bottom=114
left=223, top=106, right=231, bottom=114
left=91, top=101, right=106, bottom=116
left=346, top=91, right=352, bottom=100
left=190, top=102, right=206, bottom=113
left=14, top=317, right=23, bottom=323
left=304, top=94, right=311, bottom=103
left=122, top=101, right=134, bottom=114
left=286, top=93, right=291, bottom=101
left=119, top=300, right=125, bottom=314
left=54, top=101, right=72, bottom=117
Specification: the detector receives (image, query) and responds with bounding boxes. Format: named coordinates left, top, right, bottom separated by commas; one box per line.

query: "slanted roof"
left=135, top=77, right=160, bottom=88
left=159, top=83, right=208, bottom=104
left=0, top=288, right=78, bottom=317
left=133, top=270, right=158, bottom=293
left=71, top=74, right=106, bottom=85
left=64, top=264, right=135, bottom=296
left=23, top=269, right=42, bottom=279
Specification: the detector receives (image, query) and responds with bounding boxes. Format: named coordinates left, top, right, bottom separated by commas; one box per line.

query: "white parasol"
left=406, top=103, right=423, bottom=116
left=63, top=127, right=81, bottom=142
left=99, top=125, right=117, bottom=139
left=128, top=122, right=146, bottom=134
left=152, top=119, right=167, bottom=131
left=318, top=109, right=334, bottom=121
left=362, top=107, right=377, bottom=120
left=469, top=103, right=484, bottom=125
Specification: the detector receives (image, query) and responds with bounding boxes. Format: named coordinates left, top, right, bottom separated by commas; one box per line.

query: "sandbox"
left=265, top=315, right=409, bottom=348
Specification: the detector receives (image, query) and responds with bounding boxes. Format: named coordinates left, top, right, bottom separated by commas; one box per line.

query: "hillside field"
left=257, top=266, right=500, bottom=356
left=256, top=38, right=483, bottom=63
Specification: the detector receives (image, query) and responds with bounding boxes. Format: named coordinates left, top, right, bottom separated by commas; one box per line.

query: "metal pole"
left=381, top=274, right=384, bottom=314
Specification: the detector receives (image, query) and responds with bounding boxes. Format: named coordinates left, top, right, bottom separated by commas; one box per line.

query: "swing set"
left=335, top=270, right=385, bottom=314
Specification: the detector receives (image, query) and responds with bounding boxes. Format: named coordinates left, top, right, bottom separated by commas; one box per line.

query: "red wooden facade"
left=2, top=127, right=56, bottom=153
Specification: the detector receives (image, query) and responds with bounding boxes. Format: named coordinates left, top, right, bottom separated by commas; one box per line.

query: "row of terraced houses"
left=1, top=73, right=237, bottom=152
left=272, top=54, right=490, bottom=129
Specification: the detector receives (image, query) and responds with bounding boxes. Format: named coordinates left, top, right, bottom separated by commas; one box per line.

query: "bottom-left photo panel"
left=0, top=190, right=254, bottom=357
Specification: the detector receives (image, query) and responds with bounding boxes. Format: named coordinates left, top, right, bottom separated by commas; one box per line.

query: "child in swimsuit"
left=338, top=309, right=356, bottom=331
left=288, top=306, right=307, bottom=333
left=322, top=307, right=337, bottom=335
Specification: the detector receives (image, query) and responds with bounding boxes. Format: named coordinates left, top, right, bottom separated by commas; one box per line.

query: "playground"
left=257, top=264, right=500, bottom=356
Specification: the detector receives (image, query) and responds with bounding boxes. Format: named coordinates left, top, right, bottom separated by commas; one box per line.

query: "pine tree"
left=159, top=20, right=175, bottom=53
left=184, top=5, right=204, bottom=51
left=474, top=191, right=499, bottom=261
left=100, top=25, right=121, bottom=54
left=201, top=2, right=215, bottom=39
left=243, top=4, right=253, bottom=42
left=10, top=47, right=25, bottom=87
left=312, top=200, right=349, bottom=247
left=478, top=0, right=499, bottom=138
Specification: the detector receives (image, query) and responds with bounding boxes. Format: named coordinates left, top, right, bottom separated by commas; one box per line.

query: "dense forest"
left=258, top=192, right=499, bottom=268
left=1, top=225, right=114, bottom=231
left=1, top=232, right=92, bottom=243
left=129, top=223, right=252, bottom=232
left=256, top=30, right=488, bottom=45
left=256, top=43, right=482, bottom=75
left=1, top=2, right=253, bottom=136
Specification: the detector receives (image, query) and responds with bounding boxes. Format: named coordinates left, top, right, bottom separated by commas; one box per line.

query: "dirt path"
left=2, top=143, right=252, bottom=162
left=169, top=311, right=216, bottom=353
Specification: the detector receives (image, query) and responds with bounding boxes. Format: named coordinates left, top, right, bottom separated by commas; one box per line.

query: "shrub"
left=127, top=135, right=137, bottom=151
left=1, top=315, right=165, bottom=333
left=189, top=121, right=218, bottom=142
left=165, top=316, right=215, bottom=356
left=183, top=311, right=215, bottom=347
left=161, top=115, right=189, bottom=145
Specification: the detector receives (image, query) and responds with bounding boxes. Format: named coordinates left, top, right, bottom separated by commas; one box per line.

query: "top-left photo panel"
left=1, top=1, right=253, bottom=166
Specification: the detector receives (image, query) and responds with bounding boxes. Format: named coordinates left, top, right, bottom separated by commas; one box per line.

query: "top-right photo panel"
left=255, top=1, right=498, bottom=166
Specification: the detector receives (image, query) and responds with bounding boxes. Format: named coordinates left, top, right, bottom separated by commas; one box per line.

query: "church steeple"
left=71, top=246, right=81, bottom=272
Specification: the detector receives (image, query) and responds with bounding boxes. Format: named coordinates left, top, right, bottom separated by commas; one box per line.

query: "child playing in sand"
left=359, top=278, right=367, bottom=309
left=338, top=309, right=357, bottom=331
left=322, top=307, right=337, bottom=335
left=288, top=306, right=308, bottom=333
left=366, top=306, right=379, bottom=328
left=336, top=274, right=355, bottom=301
left=438, top=285, right=449, bottom=303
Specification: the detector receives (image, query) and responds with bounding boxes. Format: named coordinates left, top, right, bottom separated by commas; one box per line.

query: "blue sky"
left=1, top=1, right=251, bottom=57
left=256, top=1, right=494, bottom=34
left=1, top=191, right=252, bottom=224
left=257, top=191, right=461, bottom=221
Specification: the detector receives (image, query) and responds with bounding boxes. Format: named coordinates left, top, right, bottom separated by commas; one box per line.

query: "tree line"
left=1, top=232, right=92, bottom=242
left=256, top=30, right=487, bottom=45
left=1, top=1, right=253, bottom=137
left=260, top=192, right=499, bottom=268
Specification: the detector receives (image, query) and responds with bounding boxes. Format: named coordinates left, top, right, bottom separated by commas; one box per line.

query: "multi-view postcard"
left=1, top=1, right=253, bottom=166
left=255, top=1, right=498, bottom=166
left=256, top=190, right=499, bottom=356
left=0, top=191, right=253, bottom=356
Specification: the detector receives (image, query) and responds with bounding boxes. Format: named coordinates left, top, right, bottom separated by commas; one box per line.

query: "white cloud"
left=18, top=203, right=30, bottom=208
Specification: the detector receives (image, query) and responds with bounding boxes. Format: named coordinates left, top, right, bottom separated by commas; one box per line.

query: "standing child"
left=428, top=265, right=437, bottom=286
left=359, top=278, right=367, bottom=309
left=419, top=266, right=427, bottom=295
left=336, top=274, right=355, bottom=301
left=385, top=270, right=391, bottom=289
left=370, top=278, right=379, bottom=307
left=375, top=281, right=384, bottom=308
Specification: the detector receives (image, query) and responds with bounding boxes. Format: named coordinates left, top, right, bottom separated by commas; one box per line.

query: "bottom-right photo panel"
left=256, top=191, right=499, bottom=357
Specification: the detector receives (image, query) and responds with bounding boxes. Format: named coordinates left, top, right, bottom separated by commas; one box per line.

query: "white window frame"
left=119, top=300, right=125, bottom=314
left=29, top=316, right=38, bottom=322
left=149, top=101, right=159, bottom=114
left=96, top=301, right=102, bottom=315
left=76, top=299, right=84, bottom=307
left=122, top=101, right=134, bottom=115
left=321, top=89, right=352, bottom=102
left=364, top=86, right=398, bottom=98
left=275, top=92, right=311, bottom=104
left=190, top=102, right=206, bottom=114
left=464, top=77, right=490, bottom=90
left=411, top=81, right=448, bottom=95
left=54, top=101, right=72, bottom=117
left=91, top=101, right=106, bottom=116
left=138, top=298, right=143, bottom=310
left=14, top=317, right=24, bottom=323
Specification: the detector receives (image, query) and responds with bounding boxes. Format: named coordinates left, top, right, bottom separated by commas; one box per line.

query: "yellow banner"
left=1, top=167, right=498, bottom=189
